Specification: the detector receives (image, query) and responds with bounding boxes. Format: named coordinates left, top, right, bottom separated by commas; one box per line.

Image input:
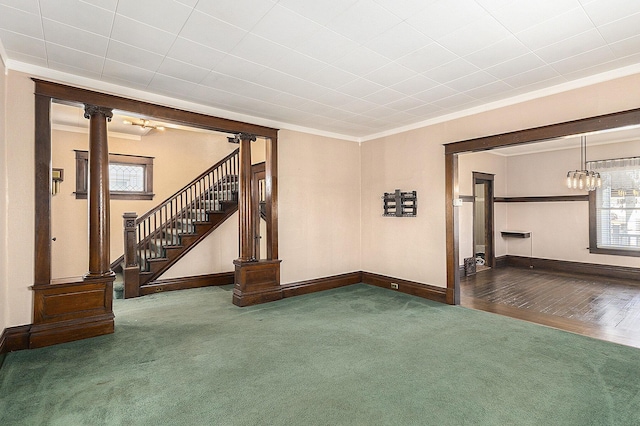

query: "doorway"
left=473, top=172, right=494, bottom=270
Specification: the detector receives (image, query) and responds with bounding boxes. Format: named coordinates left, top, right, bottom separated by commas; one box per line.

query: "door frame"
left=472, top=172, right=495, bottom=269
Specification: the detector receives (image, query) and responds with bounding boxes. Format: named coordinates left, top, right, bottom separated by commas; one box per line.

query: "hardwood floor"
left=461, top=266, right=640, bottom=348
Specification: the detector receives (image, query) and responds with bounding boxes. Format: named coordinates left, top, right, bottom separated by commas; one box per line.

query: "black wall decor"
left=383, top=189, right=417, bottom=217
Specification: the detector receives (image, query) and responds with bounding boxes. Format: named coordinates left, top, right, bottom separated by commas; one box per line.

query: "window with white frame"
left=588, top=156, right=640, bottom=257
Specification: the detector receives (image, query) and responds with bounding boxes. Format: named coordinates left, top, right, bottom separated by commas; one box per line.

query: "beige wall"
left=0, top=59, right=8, bottom=333
left=4, top=71, right=35, bottom=327
left=51, top=127, right=236, bottom=278
left=278, top=130, right=361, bottom=284
left=504, top=140, right=640, bottom=267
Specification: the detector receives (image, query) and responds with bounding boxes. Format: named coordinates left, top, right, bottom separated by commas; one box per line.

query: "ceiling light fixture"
left=123, top=119, right=165, bottom=131
left=566, top=135, right=601, bottom=191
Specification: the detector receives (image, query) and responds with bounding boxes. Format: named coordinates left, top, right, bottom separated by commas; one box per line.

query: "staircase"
left=115, top=148, right=240, bottom=297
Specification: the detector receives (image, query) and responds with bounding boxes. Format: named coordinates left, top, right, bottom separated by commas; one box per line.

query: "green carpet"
left=1, top=284, right=639, bottom=425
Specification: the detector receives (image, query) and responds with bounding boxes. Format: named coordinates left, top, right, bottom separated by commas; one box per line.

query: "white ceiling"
left=2, top=0, right=640, bottom=139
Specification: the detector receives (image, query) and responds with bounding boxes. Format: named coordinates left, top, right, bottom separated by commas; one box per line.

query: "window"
left=588, top=156, right=640, bottom=257
left=75, top=150, right=154, bottom=200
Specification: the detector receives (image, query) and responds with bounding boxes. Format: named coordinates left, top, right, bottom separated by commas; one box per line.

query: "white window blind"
left=588, top=157, right=640, bottom=252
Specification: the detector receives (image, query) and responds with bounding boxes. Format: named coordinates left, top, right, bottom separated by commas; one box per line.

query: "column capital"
left=84, top=104, right=113, bottom=122
left=227, top=133, right=257, bottom=144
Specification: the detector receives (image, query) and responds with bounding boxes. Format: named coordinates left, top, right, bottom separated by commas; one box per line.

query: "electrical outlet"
left=390, top=283, right=399, bottom=289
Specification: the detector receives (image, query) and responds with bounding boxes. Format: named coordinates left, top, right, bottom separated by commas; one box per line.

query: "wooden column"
left=445, top=152, right=460, bottom=305
left=265, top=135, right=278, bottom=260
left=237, top=133, right=256, bottom=262
left=84, top=104, right=114, bottom=279
left=230, top=133, right=282, bottom=307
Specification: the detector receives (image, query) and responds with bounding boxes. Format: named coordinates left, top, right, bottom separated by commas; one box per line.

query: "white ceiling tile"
left=314, top=90, right=357, bottom=107
left=4, top=49, right=46, bottom=66
left=608, top=34, right=640, bottom=58
left=490, top=0, right=582, bottom=33
left=550, top=46, right=616, bottom=75
left=474, top=0, right=518, bottom=12
left=156, top=57, right=209, bottom=83
left=396, top=43, right=458, bottom=73
left=269, top=50, right=327, bottom=78
left=330, top=47, right=389, bottom=76
left=338, top=98, right=379, bottom=114
left=406, top=0, right=487, bottom=40
left=0, top=4, right=42, bottom=38
left=42, top=19, right=109, bottom=57
left=389, top=74, right=439, bottom=95
left=534, top=28, right=606, bottom=63
left=423, top=58, right=479, bottom=84
left=230, top=34, right=290, bottom=68
left=597, top=12, right=640, bottom=44
left=436, top=15, right=512, bottom=57
left=0, top=29, right=45, bottom=58
left=106, top=40, right=165, bottom=71
left=383, top=96, right=427, bottom=112
left=40, top=0, right=114, bottom=37
left=271, top=92, right=310, bottom=109
left=485, top=52, right=547, bottom=79
left=464, top=36, right=529, bottom=69
left=211, top=55, right=267, bottom=83
left=373, top=0, right=438, bottom=20
left=582, top=0, right=640, bottom=26
left=179, top=10, right=247, bottom=52
left=516, top=7, right=595, bottom=51
left=508, top=75, right=567, bottom=93
left=338, top=78, right=385, bottom=98
left=46, top=43, right=104, bottom=73
left=362, top=87, right=406, bottom=105
left=445, top=71, right=498, bottom=93
left=405, top=103, right=445, bottom=117
left=115, top=0, right=193, bottom=34
left=259, top=71, right=329, bottom=99
left=0, top=0, right=39, bottom=15
left=363, top=22, right=432, bottom=61
left=364, top=62, right=417, bottom=87
left=327, top=0, right=402, bottom=45
left=412, top=84, right=458, bottom=103
left=102, top=59, right=160, bottom=86
left=432, top=92, right=476, bottom=109
left=175, top=0, right=198, bottom=7
left=48, top=60, right=102, bottom=80
left=277, top=0, right=357, bottom=25
left=502, top=65, right=561, bottom=87
left=165, top=37, right=226, bottom=70
left=196, top=0, right=275, bottom=31
left=463, top=80, right=513, bottom=100
left=111, top=15, right=177, bottom=56
left=295, top=28, right=359, bottom=63
left=80, top=0, right=118, bottom=12
left=251, top=4, right=323, bottom=50
left=307, top=65, right=358, bottom=90
left=148, top=73, right=200, bottom=97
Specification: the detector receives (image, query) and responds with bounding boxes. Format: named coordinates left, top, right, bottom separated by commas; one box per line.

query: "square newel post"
left=123, top=212, right=140, bottom=298
left=228, top=133, right=282, bottom=307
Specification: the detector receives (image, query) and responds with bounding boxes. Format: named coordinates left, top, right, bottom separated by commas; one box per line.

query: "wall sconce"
left=52, top=168, right=64, bottom=196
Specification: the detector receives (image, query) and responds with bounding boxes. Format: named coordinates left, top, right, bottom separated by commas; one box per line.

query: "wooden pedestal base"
left=30, top=276, right=115, bottom=348
left=232, top=259, right=282, bottom=307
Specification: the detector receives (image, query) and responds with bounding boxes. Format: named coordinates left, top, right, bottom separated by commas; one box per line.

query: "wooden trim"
left=505, top=255, right=640, bottom=282
left=444, top=107, right=640, bottom=154
left=34, top=93, right=52, bottom=285
left=33, top=79, right=278, bottom=139
left=445, top=153, right=460, bottom=304
left=362, top=272, right=447, bottom=303
left=473, top=172, right=495, bottom=269
left=140, top=272, right=235, bottom=295
left=495, top=255, right=508, bottom=268
left=266, top=135, right=278, bottom=260
left=0, top=325, right=31, bottom=355
left=281, top=272, right=362, bottom=298
left=459, top=195, right=474, bottom=202
left=494, top=195, right=589, bottom=202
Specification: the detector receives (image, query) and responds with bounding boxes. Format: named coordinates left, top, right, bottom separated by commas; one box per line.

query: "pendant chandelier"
left=566, top=135, right=601, bottom=191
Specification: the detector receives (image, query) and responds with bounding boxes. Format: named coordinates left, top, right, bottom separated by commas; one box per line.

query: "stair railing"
left=122, top=148, right=239, bottom=297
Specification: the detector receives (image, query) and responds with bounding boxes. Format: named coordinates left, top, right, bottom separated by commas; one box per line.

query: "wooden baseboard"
left=0, top=325, right=31, bottom=355
left=29, top=314, right=114, bottom=349
left=140, top=272, right=234, bottom=295
left=281, top=272, right=362, bottom=298
left=361, top=272, right=447, bottom=304
left=495, top=255, right=508, bottom=268
left=504, top=255, right=640, bottom=282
